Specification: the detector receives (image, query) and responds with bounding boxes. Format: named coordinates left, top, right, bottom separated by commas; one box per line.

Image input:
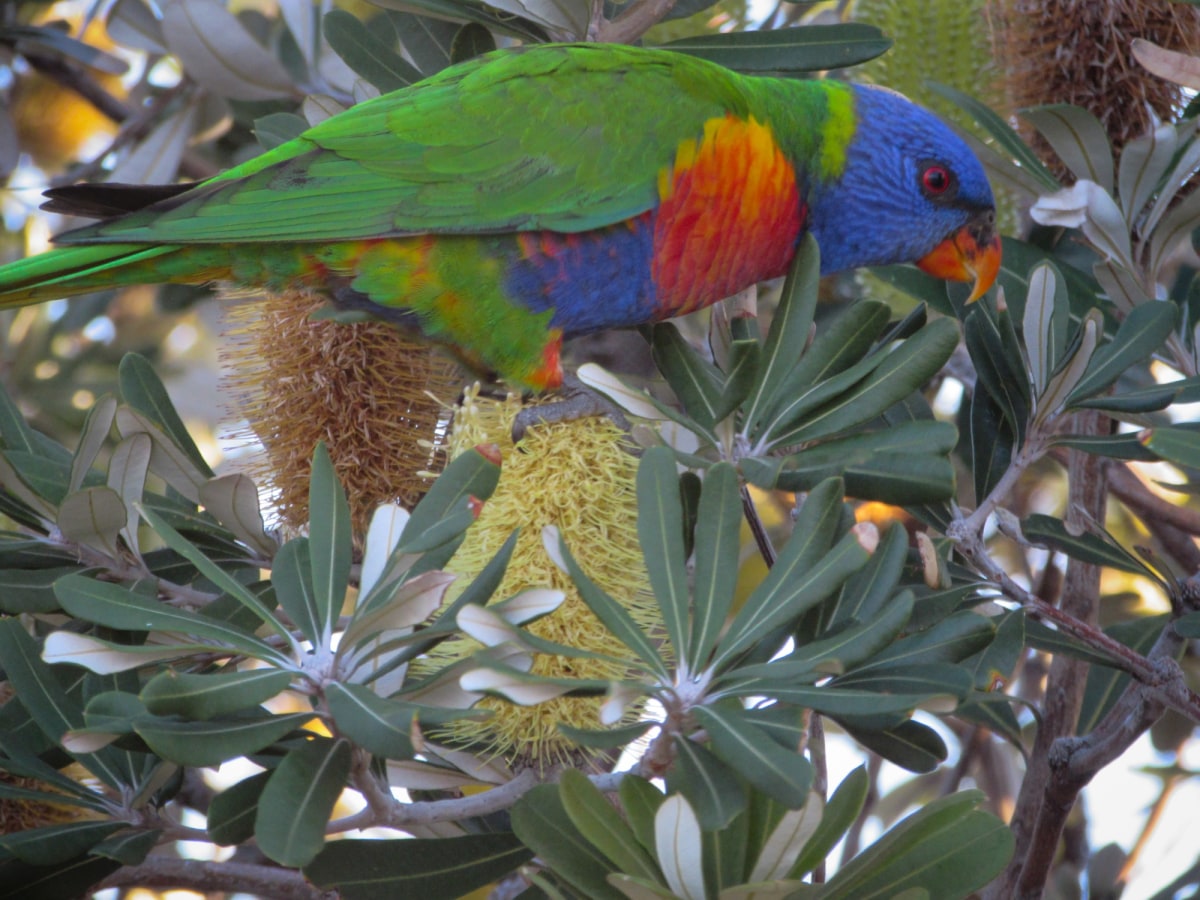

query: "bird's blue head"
left=807, top=83, right=1000, bottom=302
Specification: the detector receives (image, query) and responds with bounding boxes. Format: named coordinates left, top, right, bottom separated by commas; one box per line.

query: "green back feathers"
left=56, top=45, right=848, bottom=248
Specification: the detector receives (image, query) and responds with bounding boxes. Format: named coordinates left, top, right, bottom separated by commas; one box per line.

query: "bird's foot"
left=512, top=372, right=630, bottom=442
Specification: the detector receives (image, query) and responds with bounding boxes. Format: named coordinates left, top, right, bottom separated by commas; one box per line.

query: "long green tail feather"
left=0, top=244, right=182, bottom=308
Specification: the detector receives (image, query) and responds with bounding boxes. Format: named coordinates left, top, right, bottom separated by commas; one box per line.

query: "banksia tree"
left=4, top=2, right=1200, bottom=900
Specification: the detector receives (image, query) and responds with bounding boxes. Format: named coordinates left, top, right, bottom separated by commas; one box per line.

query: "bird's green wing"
left=61, top=44, right=749, bottom=245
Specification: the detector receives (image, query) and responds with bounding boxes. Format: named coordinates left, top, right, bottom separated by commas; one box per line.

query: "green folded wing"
left=61, top=44, right=749, bottom=246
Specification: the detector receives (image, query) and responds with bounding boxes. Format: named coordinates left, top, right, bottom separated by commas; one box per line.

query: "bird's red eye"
left=922, top=165, right=951, bottom=195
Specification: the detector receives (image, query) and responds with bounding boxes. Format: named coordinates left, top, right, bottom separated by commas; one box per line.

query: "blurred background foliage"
left=2, top=1, right=1200, bottom=899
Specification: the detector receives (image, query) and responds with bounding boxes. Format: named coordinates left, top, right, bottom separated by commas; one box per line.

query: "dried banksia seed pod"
left=991, top=0, right=1200, bottom=155
left=222, top=289, right=463, bottom=536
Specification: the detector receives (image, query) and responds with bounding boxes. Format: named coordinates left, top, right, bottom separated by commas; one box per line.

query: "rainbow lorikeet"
left=0, top=42, right=1000, bottom=391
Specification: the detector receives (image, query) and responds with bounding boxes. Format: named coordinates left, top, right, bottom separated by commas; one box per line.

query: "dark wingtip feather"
left=40, top=182, right=194, bottom=219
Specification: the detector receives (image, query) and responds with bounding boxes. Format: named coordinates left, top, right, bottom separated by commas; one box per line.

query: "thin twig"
left=95, top=857, right=335, bottom=900
left=810, top=714, right=828, bottom=883
left=740, top=483, right=777, bottom=567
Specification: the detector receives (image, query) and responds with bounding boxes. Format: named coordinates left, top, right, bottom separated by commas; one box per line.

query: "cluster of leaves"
left=586, top=237, right=961, bottom=506
left=0, top=258, right=1020, bottom=899
left=4, top=2, right=1200, bottom=899
left=512, top=768, right=1011, bottom=899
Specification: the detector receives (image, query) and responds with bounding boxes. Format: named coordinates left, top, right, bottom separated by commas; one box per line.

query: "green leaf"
left=818, top=791, right=1013, bottom=899
left=1024, top=618, right=1125, bottom=668
left=650, top=323, right=724, bottom=432
left=1022, top=104, right=1114, bottom=192
left=964, top=611, right=1025, bottom=691
left=1052, top=431, right=1157, bottom=461
left=208, top=771, right=271, bottom=845
left=756, top=300, right=893, bottom=442
left=133, top=712, right=312, bottom=767
left=512, top=785, right=625, bottom=900
left=1071, top=381, right=1188, bottom=414
left=767, top=317, right=960, bottom=447
left=559, top=533, right=669, bottom=682
left=1145, top=426, right=1200, bottom=472
left=0, top=619, right=126, bottom=789
left=325, top=682, right=420, bottom=759
left=68, top=396, right=117, bottom=495
left=450, top=22, right=496, bottom=63
left=927, top=83, right=1060, bottom=192
left=763, top=431, right=957, bottom=504
left=90, top=828, right=160, bottom=866
left=57, top=487, right=126, bottom=559
left=388, top=10, right=456, bottom=73
left=366, top=0, right=545, bottom=40
left=560, top=769, right=662, bottom=884
left=1077, top=615, right=1170, bottom=734
left=821, top=523, right=909, bottom=628
left=713, top=338, right=760, bottom=421
left=853, top=610, right=995, bottom=671
left=557, top=720, right=655, bottom=750
left=694, top=706, right=813, bottom=808
left=198, top=473, right=276, bottom=558
left=135, top=503, right=298, bottom=652
left=399, top=444, right=500, bottom=571
left=742, top=235, right=820, bottom=432
left=1021, top=514, right=1155, bottom=576
left=620, top=775, right=666, bottom=856
left=956, top=693, right=1024, bottom=749
left=0, top=822, right=125, bottom=867
left=323, top=9, right=423, bottom=92
left=716, top=480, right=867, bottom=668
left=637, top=449, right=691, bottom=663
left=140, top=669, right=292, bottom=720
left=737, top=590, right=913, bottom=682
left=964, top=304, right=1030, bottom=442
left=1066, top=301, right=1177, bottom=406
left=1022, top=262, right=1070, bottom=396
left=53, top=574, right=292, bottom=666
left=1119, top=120, right=1177, bottom=219
left=657, top=24, right=890, bottom=73
left=831, top=662, right=973, bottom=704
left=669, top=736, right=747, bottom=830
left=271, top=537, right=321, bottom=646
left=1175, top=611, right=1200, bottom=638
left=306, top=832, right=534, bottom=900
left=726, top=686, right=921, bottom=731
left=688, top=462, right=741, bottom=670
left=791, top=766, right=869, bottom=877
left=4, top=451, right=72, bottom=506
left=0, top=567, right=82, bottom=614
left=256, top=737, right=351, bottom=867
left=118, top=354, right=213, bottom=478
left=0, top=854, right=121, bottom=900
left=308, top=443, right=352, bottom=645
left=969, top=386, right=1017, bottom=508
left=254, top=112, right=308, bottom=150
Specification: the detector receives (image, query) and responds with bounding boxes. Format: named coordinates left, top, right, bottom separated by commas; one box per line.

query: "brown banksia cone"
left=420, top=387, right=660, bottom=770
left=991, top=0, right=1200, bottom=158
left=222, top=289, right=464, bottom=536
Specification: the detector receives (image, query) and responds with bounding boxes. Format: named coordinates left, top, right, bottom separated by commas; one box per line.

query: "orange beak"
left=916, top=212, right=1002, bottom=303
